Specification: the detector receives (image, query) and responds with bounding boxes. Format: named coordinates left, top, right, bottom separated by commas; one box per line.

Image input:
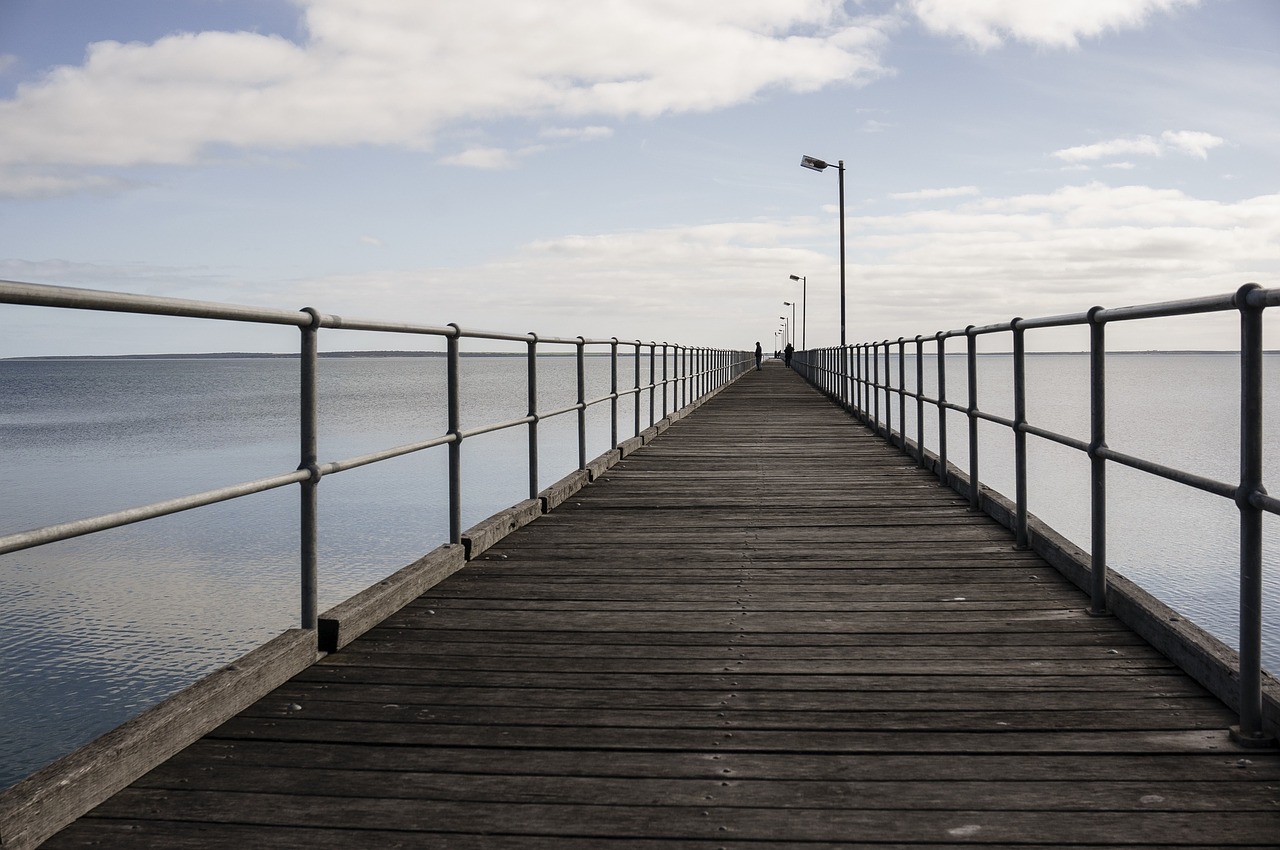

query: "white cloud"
left=540, top=126, right=615, bottom=141
left=0, top=1, right=894, bottom=196
left=0, top=169, right=129, bottom=198
left=1161, top=129, right=1225, bottom=159
left=1053, top=130, right=1226, bottom=164
left=888, top=186, right=980, bottom=200
left=852, top=183, right=1280, bottom=330
left=360, top=235, right=384, bottom=247
left=910, top=0, right=1200, bottom=49
left=440, top=147, right=518, bottom=169
left=1054, top=136, right=1164, bottom=163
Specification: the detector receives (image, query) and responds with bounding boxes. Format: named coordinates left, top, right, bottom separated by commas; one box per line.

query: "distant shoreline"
left=2, top=350, right=571, bottom=361
left=2, top=349, right=1268, bottom=362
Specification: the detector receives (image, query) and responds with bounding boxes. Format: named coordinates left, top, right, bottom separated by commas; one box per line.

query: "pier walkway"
left=40, top=364, right=1280, bottom=847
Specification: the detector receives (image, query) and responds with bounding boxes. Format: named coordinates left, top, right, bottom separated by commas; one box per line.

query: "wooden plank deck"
left=41, top=364, right=1280, bottom=848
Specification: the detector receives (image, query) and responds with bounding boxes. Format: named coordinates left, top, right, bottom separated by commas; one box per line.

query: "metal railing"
left=0, top=279, right=752, bottom=631
left=794, top=283, right=1278, bottom=744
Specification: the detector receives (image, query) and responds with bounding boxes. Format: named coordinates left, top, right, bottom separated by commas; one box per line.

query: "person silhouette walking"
left=754, top=341, right=762, bottom=370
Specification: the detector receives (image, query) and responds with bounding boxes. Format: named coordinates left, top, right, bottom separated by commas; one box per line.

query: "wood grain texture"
left=38, top=364, right=1280, bottom=848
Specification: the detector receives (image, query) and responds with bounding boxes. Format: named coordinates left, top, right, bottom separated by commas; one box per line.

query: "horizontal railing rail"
left=1, top=279, right=752, bottom=633
left=793, top=283, right=1277, bottom=745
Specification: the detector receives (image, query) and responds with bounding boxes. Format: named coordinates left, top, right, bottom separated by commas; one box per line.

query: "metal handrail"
left=792, top=282, right=1276, bottom=743
left=0, top=279, right=752, bottom=630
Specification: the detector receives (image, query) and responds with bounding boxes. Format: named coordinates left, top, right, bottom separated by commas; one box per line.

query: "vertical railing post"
left=1087, top=307, right=1108, bottom=615
left=1234, top=283, right=1268, bottom=743
left=576, top=336, right=587, bottom=470
left=825, top=348, right=832, bottom=402
left=704, top=347, right=710, bottom=398
left=849, top=345, right=857, bottom=418
left=681, top=346, right=688, bottom=409
left=897, top=337, right=906, bottom=450
left=687, top=346, right=692, bottom=408
left=527, top=334, right=539, bottom=500
left=843, top=346, right=849, bottom=413
left=298, top=307, right=320, bottom=631
left=866, top=343, right=873, bottom=422
left=693, top=347, right=700, bottom=400
left=610, top=338, right=619, bottom=450
left=831, top=347, right=836, bottom=399
left=855, top=344, right=863, bottom=419
left=844, top=344, right=852, bottom=412
left=446, top=324, right=462, bottom=545
left=883, top=341, right=893, bottom=443
left=965, top=326, right=979, bottom=510
left=649, top=342, right=656, bottom=427
left=675, top=344, right=680, bottom=412
left=873, top=342, right=882, bottom=437
left=634, top=341, right=642, bottom=437
left=915, top=335, right=925, bottom=468
left=662, top=343, right=669, bottom=419
left=1011, top=319, right=1029, bottom=549
left=936, top=332, right=948, bottom=486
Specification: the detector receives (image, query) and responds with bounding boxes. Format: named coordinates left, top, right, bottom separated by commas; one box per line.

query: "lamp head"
left=800, top=155, right=828, bottom=172
left=789, top=274, right=801, bottom=281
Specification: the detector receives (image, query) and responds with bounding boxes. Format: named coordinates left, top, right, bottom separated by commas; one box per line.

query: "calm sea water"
left=1, top=353, right=1276, bottom=789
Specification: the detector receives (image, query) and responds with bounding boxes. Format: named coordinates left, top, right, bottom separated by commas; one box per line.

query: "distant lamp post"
left=800, top=155, right=846, bottom=346
left=783, top=301, right=797, bottom=352
left=789, top=274, right=806, bottom=349
left=779, top=316, right=789, bottom=348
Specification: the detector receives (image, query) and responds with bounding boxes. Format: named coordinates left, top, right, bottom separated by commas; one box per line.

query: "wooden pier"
left=31, top=364, right=1280, bottom=847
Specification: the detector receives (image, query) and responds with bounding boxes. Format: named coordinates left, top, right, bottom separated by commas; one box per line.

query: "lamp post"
left=789, top=274, right=806, bottom=349
left=779, top=316, right=789, bottom=348
left=783, top=301, right=797, bottom=351
left=800, top=156, right=845, bottom=346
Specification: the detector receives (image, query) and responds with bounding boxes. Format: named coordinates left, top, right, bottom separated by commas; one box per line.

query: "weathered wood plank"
left=317, top=543, right=465, bottom=651
left=154, top=739, right=1280, bottom=782
left=63, top=791, right=1280, bottom=844
left=253, top=681, right=1226, bottom=715
left=43, top=821, right=1280, bottom=850
left=459, top=498, right=542, bottom=559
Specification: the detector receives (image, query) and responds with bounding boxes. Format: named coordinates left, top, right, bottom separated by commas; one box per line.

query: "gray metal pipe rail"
left=0, top=279, right=751, bottom=630
left=793, top=283, right=1278, bottom=745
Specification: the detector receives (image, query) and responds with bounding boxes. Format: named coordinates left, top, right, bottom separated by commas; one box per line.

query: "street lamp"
left=789, top=274, right=806, bottom=349
left=800, top=156, right=846, bottom=346
left=779, top=316, right=789, bottom=348
left=783, top=301, right=796, bottom=350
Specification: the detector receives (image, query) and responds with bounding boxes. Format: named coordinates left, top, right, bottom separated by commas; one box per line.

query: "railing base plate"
left=1229, top=726, right=1277, bottom=749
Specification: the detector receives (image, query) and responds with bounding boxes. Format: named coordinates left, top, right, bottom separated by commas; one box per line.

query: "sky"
left=0, top=0, right=1277, bottom=355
